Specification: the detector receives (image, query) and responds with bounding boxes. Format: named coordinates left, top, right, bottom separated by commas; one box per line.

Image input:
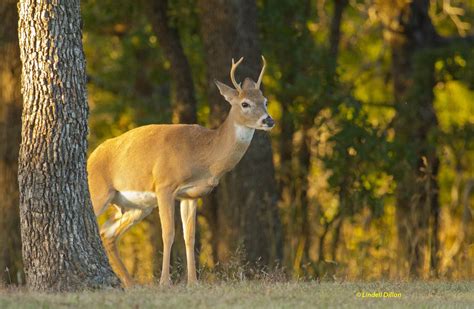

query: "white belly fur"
left=113, top=180, right=218, bottom=209
left=112, top=191, right=157, bottom=210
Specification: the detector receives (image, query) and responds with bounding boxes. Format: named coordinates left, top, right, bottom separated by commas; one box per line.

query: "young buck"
left=88, top=57, right=274, bottom=286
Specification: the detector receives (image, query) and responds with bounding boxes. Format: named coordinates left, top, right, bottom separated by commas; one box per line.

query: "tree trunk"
left=292, top=127, right=311, bottom=275
left=329, top=0, right=347, bottom=57
left=197, top=0, right=282, bottom=266
left=0, top=0, right=23, bottom=285
left=145, top=0, right=197, bottom=124
left=327, top=0, right=348, bottom=267
left=388, top=0, right=440, bottom=278
left=17, top=0, right=120, bottom=291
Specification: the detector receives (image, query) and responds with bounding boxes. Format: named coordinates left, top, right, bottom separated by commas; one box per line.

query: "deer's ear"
left=242, top=78, right=257, bottom=90
left=215, top=80, right=239, bottom=103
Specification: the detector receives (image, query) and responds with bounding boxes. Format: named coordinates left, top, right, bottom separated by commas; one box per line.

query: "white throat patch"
left=234, top=124, right=255, bottom=143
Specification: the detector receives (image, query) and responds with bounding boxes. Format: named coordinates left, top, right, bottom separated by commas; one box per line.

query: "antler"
left=230, top=57, right=244, bottom=92
left=256, top=55, right=266, bottom=89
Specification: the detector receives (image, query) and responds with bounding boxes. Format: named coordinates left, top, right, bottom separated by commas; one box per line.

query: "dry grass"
left=1, top=281, right=473, bottom=308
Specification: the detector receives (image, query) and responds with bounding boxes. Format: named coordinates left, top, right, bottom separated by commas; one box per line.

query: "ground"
left=1, top=281, right=473, bottom=308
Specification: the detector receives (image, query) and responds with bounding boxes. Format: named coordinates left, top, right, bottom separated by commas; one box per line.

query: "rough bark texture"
left=145, top=0, right=197, bottom=124
left=0, top=0, right=23, bottom=285
left=17, top=0, right=121, bottom=291
left=389, top=0, right=440, bottom=277
left=197, top=0, right=282, bottom=265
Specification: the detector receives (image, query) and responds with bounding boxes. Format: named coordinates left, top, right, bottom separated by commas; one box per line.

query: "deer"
left=87, top=56, right=274, bottom=287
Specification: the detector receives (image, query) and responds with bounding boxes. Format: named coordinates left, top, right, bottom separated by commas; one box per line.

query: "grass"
left=1, top=281, right=473, bottom=308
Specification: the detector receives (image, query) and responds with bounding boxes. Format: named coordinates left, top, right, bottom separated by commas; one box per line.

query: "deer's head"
left=215, top=56, right=274, bottom=131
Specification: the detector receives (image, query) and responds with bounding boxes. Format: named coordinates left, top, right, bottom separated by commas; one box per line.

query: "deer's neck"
left=210, top=109, right=255, bottom=176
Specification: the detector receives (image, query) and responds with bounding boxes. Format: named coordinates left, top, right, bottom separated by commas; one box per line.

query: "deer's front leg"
left=180, top=199, right=198, bottom=284
left=157, top=190, right=175, bottom=286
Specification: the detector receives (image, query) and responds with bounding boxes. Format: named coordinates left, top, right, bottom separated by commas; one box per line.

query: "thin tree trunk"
left=278, top=97, right=295, bottom=194
left=17, top=0, right=120, bottom=291
left=326, top=0, right=348, bottom=266
left=330, top=217, right=343, bottom=261
left=197, top=0, right=282, bottom=267
left=278, top=96, right=295, bottom=268
left=145, top=0, right=197, bottom=124
left=429, top=159, right=440, bottom=277
left=329, top=0, right=347, bottom=57
left=388, top=0, right=440, bottom=278
left=292, top=127, right=311, bottom=274
left=0, top=0, right=23, bottom=285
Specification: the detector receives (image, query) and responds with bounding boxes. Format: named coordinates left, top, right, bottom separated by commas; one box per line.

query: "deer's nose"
left=263, top=116, right=274, bottom=127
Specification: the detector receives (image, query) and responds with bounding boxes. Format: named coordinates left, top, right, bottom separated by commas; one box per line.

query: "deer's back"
left=88, top=124, right=216, bottom=192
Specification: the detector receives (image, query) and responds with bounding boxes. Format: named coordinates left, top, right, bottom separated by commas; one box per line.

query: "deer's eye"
left=241, top=102, right=250, bottom=108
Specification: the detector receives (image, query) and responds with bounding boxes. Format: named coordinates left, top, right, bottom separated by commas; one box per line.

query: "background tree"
left=17, top=0, right=120, bottom=290
left=144, top=0, right=197, bottom=124
left=387, top=0, right=441, bottom=278
left=197, top=0, right=283, bottom=266
left=0, top=0, right=23, bottom=285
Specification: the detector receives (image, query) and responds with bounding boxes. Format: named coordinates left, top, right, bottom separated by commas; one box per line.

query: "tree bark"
left=388, top=0, right=440, bottom=277
left=197, top=0, right=282, bottom=266
left=17, top=0, right=120, bottom=291
left=145, top=0, right=197, bottom=124
left=0, top=0, right=23, bottom=285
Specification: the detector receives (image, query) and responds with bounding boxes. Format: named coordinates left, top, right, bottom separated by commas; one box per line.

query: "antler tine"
left=230, top=57, right=244, bottom=92
left=256, top=55, right=266, bottom=89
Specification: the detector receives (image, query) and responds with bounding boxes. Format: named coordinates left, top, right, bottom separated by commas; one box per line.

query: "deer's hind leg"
left=100, top=206, right=152, bottom=287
